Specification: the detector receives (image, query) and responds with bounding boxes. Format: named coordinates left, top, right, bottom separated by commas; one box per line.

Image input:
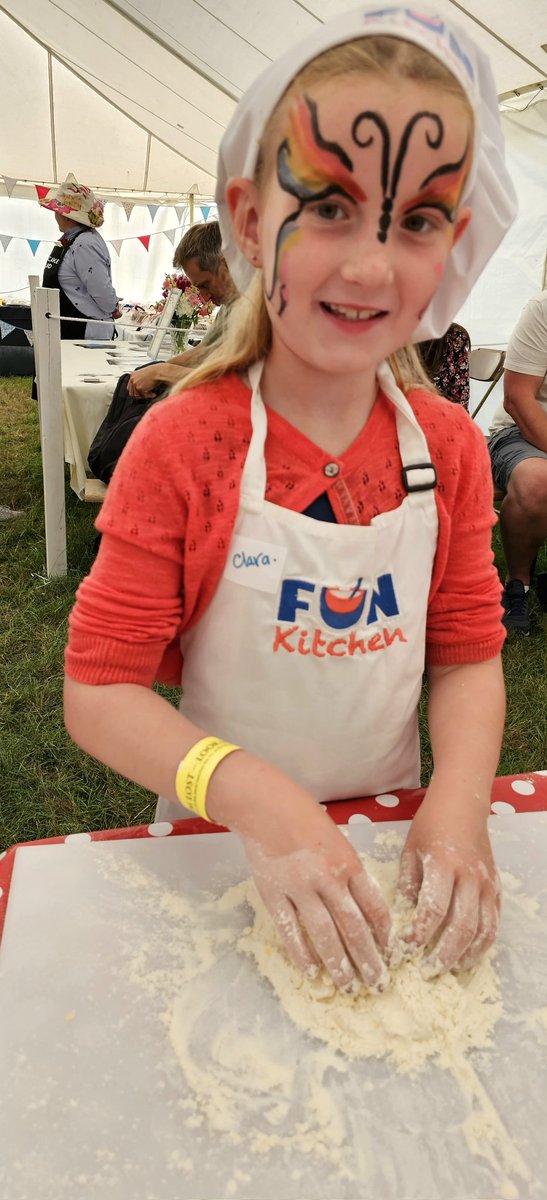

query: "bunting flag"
left=138, top=235, right=150, bottom=251
left=0, top=235, right=12, bottom=251
left=0, top=319, right=16, bottom=340
left=121, top=201, right=134, bottom=219
left=147, top=204, right=159, bottom=222
left=175, top=205, right=186, bottom=224
left=27, top=239, right=41, bottom=255
left=110, top=240, right=123, bottom=256
left=200, top=205, right=211, bottom=222
left=3, top=176, right=17, bottom=197
left=35, top=184, right=50, bottom=201
left=164, top=229, right=176, bottom=245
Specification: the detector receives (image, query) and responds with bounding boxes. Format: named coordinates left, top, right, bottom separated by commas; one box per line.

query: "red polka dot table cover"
left=1, top=772, right=546, bottom=945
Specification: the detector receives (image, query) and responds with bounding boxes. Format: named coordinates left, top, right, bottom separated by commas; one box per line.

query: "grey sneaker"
left=0, top=505, right=24, bottom=523
left=502, top=580, right=530, bottom=635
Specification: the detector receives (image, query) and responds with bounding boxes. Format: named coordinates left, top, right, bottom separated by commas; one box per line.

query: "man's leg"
left=500, top=458, right=547, bottom=584
left=499, top=458, right=547, bottom=633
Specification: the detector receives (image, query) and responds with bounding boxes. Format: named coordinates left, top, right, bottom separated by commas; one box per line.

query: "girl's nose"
left=340, top=238, right=395, bottom=288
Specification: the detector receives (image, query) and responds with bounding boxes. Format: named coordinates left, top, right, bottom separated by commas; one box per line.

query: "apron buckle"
left=402, top=462, right=438, bottom=493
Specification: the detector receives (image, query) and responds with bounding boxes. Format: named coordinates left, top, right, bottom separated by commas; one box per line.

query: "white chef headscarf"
left=216, top=4, right=517, bottom=341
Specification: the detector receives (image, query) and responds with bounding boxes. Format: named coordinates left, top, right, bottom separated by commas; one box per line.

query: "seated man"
left=488, top=290, right=547, bottom=634
left=127, top=220, right=236, bottom=399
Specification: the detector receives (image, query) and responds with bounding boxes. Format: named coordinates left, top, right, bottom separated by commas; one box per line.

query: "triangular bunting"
left=147, top=204, right=159, bottom=222
left=0, top=319, right=15, bottom=340
left=35, top=184, right=50, bottom=200
left=110, top=240, right=123, bottom=256
left=138, top=235, right=151, bottom=251
left=27, top=239, right=41, bottom=255
left=3, top=175, right=17, bottom=197
left=175, top=205, right=186, bottom=224
left=164, top=229, right=176, bottom=245
left=0, top=235, right=12, bottom=252
left=121, top=201, right=134, bottom=220
left=200, top=205, right=211, bottom=222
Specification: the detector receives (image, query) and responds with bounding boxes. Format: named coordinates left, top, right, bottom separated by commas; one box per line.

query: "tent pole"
left=189, top=193, right=195, bottom=225
left=35, top=287, right=67, bottom=577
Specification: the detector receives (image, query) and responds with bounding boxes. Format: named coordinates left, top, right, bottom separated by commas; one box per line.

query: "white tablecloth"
left=61, top=340, right=151, bottom=497
left=61, top=324, right=213, bottom=498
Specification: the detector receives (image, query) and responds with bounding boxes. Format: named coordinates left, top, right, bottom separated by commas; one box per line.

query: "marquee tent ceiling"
left=1, top=0, right=547, bottom=201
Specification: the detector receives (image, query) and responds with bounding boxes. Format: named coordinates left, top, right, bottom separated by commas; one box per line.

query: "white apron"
left=156, top=360, right=438, bottom=821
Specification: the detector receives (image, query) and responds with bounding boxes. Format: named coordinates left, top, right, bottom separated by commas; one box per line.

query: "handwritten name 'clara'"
left=232, top=550, right=275, bottom=568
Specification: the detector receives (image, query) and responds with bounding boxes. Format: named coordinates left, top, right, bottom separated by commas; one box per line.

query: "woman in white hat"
left=65, top=7, right=516, bottom=991
left=39, top=173, right=119, bottom=339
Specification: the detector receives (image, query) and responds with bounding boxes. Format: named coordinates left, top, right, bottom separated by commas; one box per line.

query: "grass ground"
left=1, top=376, right=546, bottom=851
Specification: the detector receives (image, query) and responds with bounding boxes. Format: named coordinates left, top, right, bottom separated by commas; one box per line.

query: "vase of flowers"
left=154, top=273, right=214, bottom=353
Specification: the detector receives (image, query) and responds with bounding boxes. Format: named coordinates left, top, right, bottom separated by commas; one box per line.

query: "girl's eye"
left=310, top=201, right=347, bottom=222
left=401, top=212, right=439, bottom=235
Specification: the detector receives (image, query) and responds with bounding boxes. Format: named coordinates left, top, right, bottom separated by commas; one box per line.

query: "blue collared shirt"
left=58, top=227, right=118, bottom=338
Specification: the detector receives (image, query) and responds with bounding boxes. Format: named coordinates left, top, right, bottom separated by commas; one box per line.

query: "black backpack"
left=88, top=372, right=168, bottom=484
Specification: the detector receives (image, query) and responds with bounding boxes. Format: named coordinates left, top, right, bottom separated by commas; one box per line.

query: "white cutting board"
left=1, top=814, right=547, bottom=1200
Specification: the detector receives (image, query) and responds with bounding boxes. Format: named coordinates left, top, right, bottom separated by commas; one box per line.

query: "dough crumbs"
left=238, top=857, right=501, bottom=1072
left=101, top=845, right=542, bottom=1198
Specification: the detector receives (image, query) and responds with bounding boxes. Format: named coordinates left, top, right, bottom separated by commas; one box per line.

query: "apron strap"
left=239, top=360, right=269, bottom=512
left=376, top=361, right=438, bottom=502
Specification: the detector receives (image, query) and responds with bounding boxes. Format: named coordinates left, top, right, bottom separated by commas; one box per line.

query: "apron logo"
left=274, top=573, right=406, bottom=658
left=278, top=574, right=399, bottom=629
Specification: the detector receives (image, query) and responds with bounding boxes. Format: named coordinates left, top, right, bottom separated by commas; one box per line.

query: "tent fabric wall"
left=2, top=0, right=547, bottom=200
left=1, top=0, right=547, bottom=340
left=0, top=199, right=217, bottom=307
left=456, top=100, right=547, bottom=347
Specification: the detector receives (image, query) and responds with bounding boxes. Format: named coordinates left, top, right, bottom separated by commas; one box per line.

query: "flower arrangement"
left=155, top=272, right=214, bottom=352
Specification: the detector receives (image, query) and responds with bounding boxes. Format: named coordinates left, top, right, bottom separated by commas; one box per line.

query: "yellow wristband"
left=174, top=737, right=241, bottom=822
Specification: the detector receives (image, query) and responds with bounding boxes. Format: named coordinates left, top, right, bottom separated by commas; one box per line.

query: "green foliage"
left=1, top=378, right=546, bottom=850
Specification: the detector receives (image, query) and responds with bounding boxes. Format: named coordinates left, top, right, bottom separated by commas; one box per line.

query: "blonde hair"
left=179, top=36, right=473, bottom=396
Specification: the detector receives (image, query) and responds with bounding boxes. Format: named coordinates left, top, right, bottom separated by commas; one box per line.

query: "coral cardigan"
left=65, top=373, right=505, bottom=687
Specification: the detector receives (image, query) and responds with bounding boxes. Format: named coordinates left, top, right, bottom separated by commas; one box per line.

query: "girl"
left=64, top=6, right=516, bottom=993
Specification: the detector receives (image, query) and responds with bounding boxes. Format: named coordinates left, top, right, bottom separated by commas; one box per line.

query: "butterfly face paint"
left=268, top=95, right=366, bottom=314
left=256, top=75, right=473, bottom=385
left=351, top=109, right=470, bottom=242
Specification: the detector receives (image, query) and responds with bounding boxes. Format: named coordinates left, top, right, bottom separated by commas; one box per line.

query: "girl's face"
left=229, top=73, right=472, bottom=383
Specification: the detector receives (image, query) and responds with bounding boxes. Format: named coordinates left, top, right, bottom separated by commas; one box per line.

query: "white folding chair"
left=469, top=348, right=506, bottom=420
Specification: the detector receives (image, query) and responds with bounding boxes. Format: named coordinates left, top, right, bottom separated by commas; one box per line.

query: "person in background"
left=487, top=291, right=547, bottom=635
left=38, top=173, right=120, bottom=339
left=127, top=221, right=237, bottom=399
left=64, top=8, right=515, bottom=992
left=418, top=322, right=471, bottom=409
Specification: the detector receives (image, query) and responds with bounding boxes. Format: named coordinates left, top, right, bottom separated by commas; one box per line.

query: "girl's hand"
left=234, top=797, right=391, bottom=990
left=397, top=797, right=501, bottom=975
left=206, top=756, right=391, bottom=990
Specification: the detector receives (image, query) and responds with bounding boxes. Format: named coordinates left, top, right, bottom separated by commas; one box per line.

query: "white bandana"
left=216, top=4, right=517, bottom=341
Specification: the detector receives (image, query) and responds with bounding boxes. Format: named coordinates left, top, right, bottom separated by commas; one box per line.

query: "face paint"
left=268, top=95, right=366, bottom=314
left=351, top=109, right=469, bottom=242
left=402, top=142, right=472, bottom=226
left=272, top=226, right=303, bottom=315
